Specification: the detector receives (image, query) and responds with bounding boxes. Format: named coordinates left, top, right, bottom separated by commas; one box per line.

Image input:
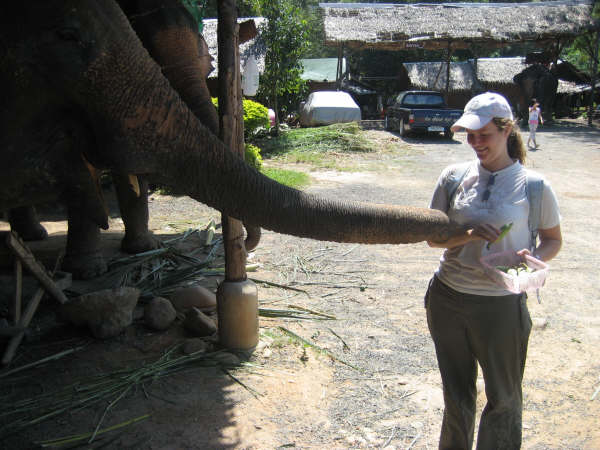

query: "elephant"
left=0, top=0, right=457, bottom=279
left=4, top=0, right=260, bottom=278
left=514, top=64, right=559, bottom=122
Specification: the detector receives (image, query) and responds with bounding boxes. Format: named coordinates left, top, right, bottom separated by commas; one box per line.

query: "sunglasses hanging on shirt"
left=482, top=174, right=496, bottom=202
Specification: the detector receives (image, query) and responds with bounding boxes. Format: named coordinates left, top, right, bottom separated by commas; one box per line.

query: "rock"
left=170, top=285, right=216, bottom=313
left=532, top=317, right=548, bottom=330
left=182, top=338, right=210, bottom=355
left=58, top=287, right=140, bottom=339
left=184, top=307, right=217, bottom=337
left=212, top=351, right=240, bottom=367
left=144, top=297, right=176, bottom=331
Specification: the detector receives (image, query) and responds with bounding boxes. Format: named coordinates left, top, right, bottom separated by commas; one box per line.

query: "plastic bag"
left=480, top=251, right=549, bottom=294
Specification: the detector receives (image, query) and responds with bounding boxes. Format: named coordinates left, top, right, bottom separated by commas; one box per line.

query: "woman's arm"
left=520, top=225, right=562, bottom=262
left=428, top=223, right=501, bottom=249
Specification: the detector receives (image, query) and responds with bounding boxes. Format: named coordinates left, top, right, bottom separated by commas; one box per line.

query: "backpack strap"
left=525, top=170, right=545, bottom=251
left=445, top=161, right=473, bottom=206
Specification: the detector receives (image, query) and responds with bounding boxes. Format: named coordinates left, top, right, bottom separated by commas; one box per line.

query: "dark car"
left=384, top=90, right=463, bottom=139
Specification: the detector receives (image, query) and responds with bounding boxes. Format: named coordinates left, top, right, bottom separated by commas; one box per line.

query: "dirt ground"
left=1, top=119, right=599, bottom=449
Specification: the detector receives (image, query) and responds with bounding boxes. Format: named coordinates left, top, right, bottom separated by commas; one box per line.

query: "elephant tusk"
left=128, top=174, right=141, bottom=197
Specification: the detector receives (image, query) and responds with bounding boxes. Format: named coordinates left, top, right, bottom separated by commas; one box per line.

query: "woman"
left=425, top=92, right=562, bottom=449
left=527, top=99, right=543, bottom=149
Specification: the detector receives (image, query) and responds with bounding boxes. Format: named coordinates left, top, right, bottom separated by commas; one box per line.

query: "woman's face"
left=466, top=121, right=512, bottom=170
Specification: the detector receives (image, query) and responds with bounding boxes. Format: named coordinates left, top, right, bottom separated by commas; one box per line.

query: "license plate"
left=428, top=126, right=444, bottom=132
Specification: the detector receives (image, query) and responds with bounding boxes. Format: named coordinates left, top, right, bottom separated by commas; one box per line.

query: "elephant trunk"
left=153, top=119, right=456, bottom=245
left=59, top=0, right=458, bottom=245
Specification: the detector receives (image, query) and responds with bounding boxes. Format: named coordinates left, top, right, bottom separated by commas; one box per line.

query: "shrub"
left=211, top=98, right=270, bottom=138
left=245, top=143, right=263, bottom=170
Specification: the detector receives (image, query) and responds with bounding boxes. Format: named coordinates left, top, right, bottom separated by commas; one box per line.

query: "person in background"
left=527, top=99, right=543, bottom=149
left=425, top=92, right=562, bottom=449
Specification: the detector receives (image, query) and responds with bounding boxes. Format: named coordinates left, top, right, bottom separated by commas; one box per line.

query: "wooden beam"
left=3, top=232, right=68, bottom=304
left=217, top=0, right=247, bottom=282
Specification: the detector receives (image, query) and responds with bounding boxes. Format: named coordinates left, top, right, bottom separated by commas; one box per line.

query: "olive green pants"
left=425, top=276, right=532, bottom=450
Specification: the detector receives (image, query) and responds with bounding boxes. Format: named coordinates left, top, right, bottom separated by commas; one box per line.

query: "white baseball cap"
left=451, top=92, right=514, bottom=132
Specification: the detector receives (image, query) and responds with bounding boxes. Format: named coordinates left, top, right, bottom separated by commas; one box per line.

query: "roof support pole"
left=588, top=30, right=599, bottom=127
left=445, top=41, right=452, bottom=98
left=336, top=43, right=344, bottom=90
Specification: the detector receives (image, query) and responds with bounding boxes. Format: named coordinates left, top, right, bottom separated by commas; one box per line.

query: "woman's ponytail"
left=493, top=118, right=526, bottom=164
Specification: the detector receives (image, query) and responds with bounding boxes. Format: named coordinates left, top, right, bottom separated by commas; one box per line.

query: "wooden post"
left=336, top=43, right=344, bottom=90
left=217, top=0, right=246, bottom=282
left=588, top=30, right=599, bottom=127
left=445, top=41, right=452, bottom=98
left=216, top=0, right=259, bottom=351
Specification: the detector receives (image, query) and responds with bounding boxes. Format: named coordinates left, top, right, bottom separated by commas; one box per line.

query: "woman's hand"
left=470, top=223, right=502, bottom=243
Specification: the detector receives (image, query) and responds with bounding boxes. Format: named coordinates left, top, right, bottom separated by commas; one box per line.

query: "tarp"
left=299, top=91, right=361, bottom=127
left=300, top=58, right=346, bottom=82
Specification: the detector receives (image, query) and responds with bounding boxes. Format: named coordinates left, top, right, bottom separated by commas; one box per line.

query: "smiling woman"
left=424, top=92, right=562, bottom=449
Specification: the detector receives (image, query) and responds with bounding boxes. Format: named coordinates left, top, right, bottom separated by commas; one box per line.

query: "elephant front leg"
left=113, top=173, right=160, bottom=254
left=8, top=206, right=48, bottom=241
left=62, top=206, right=107, bottom=280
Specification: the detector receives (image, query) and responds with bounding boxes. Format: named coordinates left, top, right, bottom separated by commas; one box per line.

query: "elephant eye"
left=56, top=27, right=80, bottom=42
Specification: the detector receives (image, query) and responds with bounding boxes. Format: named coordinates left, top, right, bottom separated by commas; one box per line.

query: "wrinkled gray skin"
left=514, top=64, right=558, bottom=121
left=0, top=0, right=459, bottom=279
left=6, top=0, right=260, bottom=278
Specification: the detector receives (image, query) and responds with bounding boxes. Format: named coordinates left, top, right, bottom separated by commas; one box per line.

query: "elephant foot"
left=62, top=253, right=108, bottom=280
left=121, top=232, right=161, bottom=255
left=12, top=222, right=48, bottom=241
left=8, top=206, right=48, bottom=241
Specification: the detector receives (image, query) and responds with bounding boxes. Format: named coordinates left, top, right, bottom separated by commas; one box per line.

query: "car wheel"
left=399, top=119, right=408, bottom=137
left=444, top=128, right=454, bottom=140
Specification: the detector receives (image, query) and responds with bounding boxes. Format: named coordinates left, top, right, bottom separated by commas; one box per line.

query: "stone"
left=212, top=351, right=240, bottom=367
left=58, top=287, right=140, bottom=339
left=182, top=338, right=210, bottom=355
left=170, top=285, right=216, bottom=313
left=144, top=296, right=176, bottom=331
left=532, top=317, right=548, bottom=330
left=184, top=307, right=217, bottom=337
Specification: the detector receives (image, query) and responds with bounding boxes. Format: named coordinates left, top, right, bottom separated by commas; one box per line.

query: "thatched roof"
left=404, top=57, right=584, bottom=94
left=403, top=61, right=476, bottom=91
left=475, top=57, right=528, bottom=84
left=320, top=1, right=598, bottom=50
left=202, top=17, right=266, bottom=78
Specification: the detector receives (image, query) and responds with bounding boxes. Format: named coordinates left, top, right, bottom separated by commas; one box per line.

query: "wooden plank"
left=2, top=257, right=69, bottom=366
left=14, top=258, right=22, bottom=325
left=4, top=232, right=68, bottom=304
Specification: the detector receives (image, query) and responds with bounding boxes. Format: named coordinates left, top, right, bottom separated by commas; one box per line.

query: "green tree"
left=562, top=2, right=599, bottom=125
left=254, top=0, right=310, bottom=134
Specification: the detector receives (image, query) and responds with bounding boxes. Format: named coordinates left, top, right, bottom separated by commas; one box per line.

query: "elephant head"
left=0, top=1, right=456, bottom=254
left=514, top=64, right=558, bottom=121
